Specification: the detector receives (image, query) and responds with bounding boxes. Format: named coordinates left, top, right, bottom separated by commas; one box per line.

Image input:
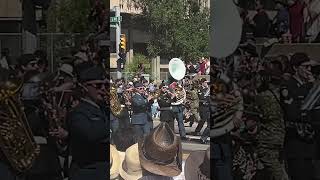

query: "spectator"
left=251, top=0, right=271, bottom=38
left=205, top=58, right=210, bottom=75
left=288, top=0, right=307, bottom=42
left=0, top=48, right=10, bottom=70
left=186, top=61, right=196, bottom=74
left=272, top=1, right=290, bottom=38
left=306, top=0, right=320, bottom=42
left=198, top=58, right=206, bottom=75
left=138, top=63, right=145, bottom=75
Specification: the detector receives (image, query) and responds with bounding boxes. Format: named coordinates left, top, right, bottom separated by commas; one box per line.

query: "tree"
left=133, top=0, right=209, bottom=62
left=124, top=53, right=151, bottom=78
left=48, top=0, right=97, bottom=33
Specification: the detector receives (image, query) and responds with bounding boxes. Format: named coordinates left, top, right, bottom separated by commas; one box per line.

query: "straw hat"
left=138, top=122, right=182, bottom=177
left=59, top=64, right=74, bottom=77
left=110, top=145, right=121, bottom=179
left=119, top=143, right=143, bottom=180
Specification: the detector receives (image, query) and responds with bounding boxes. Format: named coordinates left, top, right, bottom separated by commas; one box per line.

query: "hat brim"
left=110, top=145, right=121, bottom=179
left=59, top=69, right=74, bottom=77
left=184, top=151, right=206, bottom=180
left=138, top=137, right=182, bottom=177
left=119, top=161, right=143, bottom=180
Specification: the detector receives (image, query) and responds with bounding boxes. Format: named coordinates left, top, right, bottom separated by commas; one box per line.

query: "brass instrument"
left=40, top=73, right=71, bottom=130
left=0, top=79, right=40, bottom=172
left=168, top=58, right=187, bottom=105
left=110, top=85, right=123, bottom=117
left=171, top=85, right=186, bottom=105
left=149, top=89, right=162, bottom=100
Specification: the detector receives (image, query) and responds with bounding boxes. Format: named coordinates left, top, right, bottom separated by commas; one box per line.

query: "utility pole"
left=114, top=6, right=121, bottom=79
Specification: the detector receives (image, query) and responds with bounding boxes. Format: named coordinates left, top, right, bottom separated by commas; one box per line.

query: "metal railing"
left=0, top=32, right=84, bottom=72
left=110, top=71, right=170, bottom=81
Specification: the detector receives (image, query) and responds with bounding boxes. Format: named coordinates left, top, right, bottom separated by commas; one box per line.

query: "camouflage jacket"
left=255, top=88, right=285, bottom=148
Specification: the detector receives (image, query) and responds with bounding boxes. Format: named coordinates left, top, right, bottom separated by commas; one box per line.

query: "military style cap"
left=290, top=52, right=311, bottom=67
left=18, top=54, right=37, bottom=66
left=159, top=82, right=169, bottom=89
left=79, top=66, right=105, bottom=82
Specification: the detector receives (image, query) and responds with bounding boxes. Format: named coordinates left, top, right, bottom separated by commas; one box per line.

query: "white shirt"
left=0, top=57, right=9, bottom=69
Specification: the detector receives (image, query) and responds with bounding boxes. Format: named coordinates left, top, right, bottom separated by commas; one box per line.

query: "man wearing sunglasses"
left=67, top=66, right=108, bottom=180
left=280, top=52, right=316, bottom=180
left=131, top=82, right=153, bottom=137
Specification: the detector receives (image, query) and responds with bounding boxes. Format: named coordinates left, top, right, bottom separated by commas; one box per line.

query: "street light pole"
left=114, top=6, right=121, bottom=78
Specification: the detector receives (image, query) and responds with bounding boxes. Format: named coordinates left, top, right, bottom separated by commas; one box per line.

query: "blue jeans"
left=172, top=106, right=186, bottom=137
left=151, top=103, right=159, bottom=117
left=133, top=123, right=151, bottom=137
left=213, top=143, right=233, bottom=180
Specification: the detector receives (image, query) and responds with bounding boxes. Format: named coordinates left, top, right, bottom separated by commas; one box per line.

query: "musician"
left=193, top=78, right=210, bottom=137
left=46, top=63, right=75, bottom=178
left=51, top=64, right=74, bottom=91
left=158, top=82, right=175, bottom=131
left=280, top=53, right=316, bottom=180
left=255, top=67, right=286, bottom=180
left=131, top=82, right=153, bottom=137
left=18, top=54, right=63, bottom=180
left=0, top=75, right=24, bottom=180
left=170, top=82, right=188, bottom=140
left=186, top=81, right=201, bottom=127
left=211, top=79, right=234, bottom=180
left=200, top=79, right=210, bottom=144
left=67, top=66, right=108, bottom=180
left=115, top=83, right=131, bottom=129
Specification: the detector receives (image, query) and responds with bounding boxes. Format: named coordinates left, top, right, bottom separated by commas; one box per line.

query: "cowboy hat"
left=138, top=122, right=182, bottom=177
left=184, top=148, right=210, bottom=180
left=119, top=143, right=143, bottom=180
left=110, top=145, right=121, bottom=179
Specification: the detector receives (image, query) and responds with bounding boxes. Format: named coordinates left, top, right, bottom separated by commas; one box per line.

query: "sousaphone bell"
left=168, top=58, right=186, bottom=105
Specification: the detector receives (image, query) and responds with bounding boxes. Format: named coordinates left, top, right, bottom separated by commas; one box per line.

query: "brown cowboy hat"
left=185, top=147, right=210, bottom=180
left=138, top=122, right=182, bottom=177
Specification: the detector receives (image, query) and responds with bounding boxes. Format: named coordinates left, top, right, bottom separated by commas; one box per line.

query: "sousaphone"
left=168, top=58, right=186, bottom=105
left=210, top=0, right=242, bottom=58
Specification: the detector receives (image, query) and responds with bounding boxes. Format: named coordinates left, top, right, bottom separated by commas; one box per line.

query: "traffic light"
left=120, top=34, right=126, bottom=51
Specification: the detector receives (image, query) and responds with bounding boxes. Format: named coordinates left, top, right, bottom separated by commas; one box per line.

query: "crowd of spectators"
left=240, top=0, right=320, bottom=44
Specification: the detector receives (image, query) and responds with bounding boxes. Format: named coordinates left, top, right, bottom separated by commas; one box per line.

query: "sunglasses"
left=137, top=87, right=144, bottom=90
left=28, top=61, right=38, bottom=67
